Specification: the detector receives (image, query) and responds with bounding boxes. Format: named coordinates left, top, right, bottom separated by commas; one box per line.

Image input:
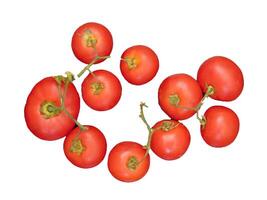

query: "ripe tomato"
left=81, top=70, right=122, bottom=111
left=201, top=106, right=239, bottom=147
left=158, top=73, right=203, bottom=120
left=63, top=125, right=107, bottom=168
left=197, top=56, right=244, bottom=101
left=108, top=141, right=150, bottom=182
left=71, top=22, right=113, bottom=64
left=120, top=45, right=159, bottom=85
left=24, top=77, right=80, bottom=140
left=151, top=120, right=190, bottom=160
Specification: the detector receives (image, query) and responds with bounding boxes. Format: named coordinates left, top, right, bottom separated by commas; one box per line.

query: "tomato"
left=63, top=125, right=107, bottom=168
left=24, top=77, right=80, bottom=140
left=151, top=120, right=190, bottom=160
left=201, top=106, right=239, bottom=147
left=197, top=56, right=244, bottom=101
left=81, top=70, right=122, bottom=111
left=108, top=141, right=150, bottom=182
left=158, top=73, right=203, bottom=120
left=71, top=22, right=113, bottom=64
left=120, top=45, right=159, bottom=85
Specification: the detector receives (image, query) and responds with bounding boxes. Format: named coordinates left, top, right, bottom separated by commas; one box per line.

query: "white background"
left=0, top=0, right=266, bottom=199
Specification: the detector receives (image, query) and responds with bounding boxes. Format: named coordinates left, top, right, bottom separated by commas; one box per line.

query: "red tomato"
left=81, top=70, right=122, bottom=111
left=151, top=120, right=190, bottom=160
left=158, top=73, right=203, bottom=120
left=120, top=45, right=159, bottom=85
left=108, top=141, right=150, bottom=182
left=201, top=106, right=239, bottom=147
left=197, top=56, right=244, bottom=101
left=71, top=22, right=113, bottom=64
left=63, top=125, right=107, bottom=168
left=24, top=77, right=80, bottom=140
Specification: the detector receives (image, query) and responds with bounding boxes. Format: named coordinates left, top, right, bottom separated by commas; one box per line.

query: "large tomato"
left=108, top=141, right=150, bottom=182
left=158, top=73, right=203, bottom=120
left=24, top=77, right=80, bottom=140
left=71, top=22, right=113, bottom=64
left=201, top=106, right=239, bottom=147
left=64, top=125, right=107, bottom=168
left=197, top=56, right=244, bottom=101
left=151, top=120, right=190, bottom=160
left=81, top=70, right=122, bottom=111
left=120, top=45, right=159, bottom=85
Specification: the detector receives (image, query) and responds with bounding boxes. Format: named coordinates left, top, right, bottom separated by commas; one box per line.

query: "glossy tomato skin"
left=71, top=22, right=113, bottom=64
left=201, top=106, right=239, bottom=147
left=24, top=77, right=80, bottom=141
left=158, top=73, right=203, bottom=120
left=120, top=45, right=159, bottom=85
left=64, top=125, right=107, bottom=168
left=197, top=56, right=244, bottom=101
left=81, top=70, right=122, bottom=111
left=108, top=141, right=150, bottom=182
left=151, top=120, right=190, bottom=160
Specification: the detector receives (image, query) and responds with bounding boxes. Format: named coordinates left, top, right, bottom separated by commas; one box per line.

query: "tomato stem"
left=195, top=85, right=215, bottom=111
left=138, top=102, right=153, bottom=163
left=169, top=85, right=214, bottom=112
left=196, top=111, right=207, bottom=128
left=195, top=85, right=214, bottom=127
left=63, top=109, right=86, bottom=131
left=77, top=55, right=110, bottom=78
left=55, top=72, right=87, bottom=131
left=169, top=94, right=196, bottom=110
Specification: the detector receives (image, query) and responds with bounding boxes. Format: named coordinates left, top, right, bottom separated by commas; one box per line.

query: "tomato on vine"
left=81, top=70, right=122, bottom=111
left=24, top=73, right=80, bottom=140
left=108, top=141, right=150, bottom=182
left=64, top=125, right=107, bottom=168
left=197, top=56, right=244, bottom=101
left=200, top=106, right=239, bottom=147
left=108, top=103, right=153, bottom=182
left=158, top=73, right=203, bottom=120
left=72, top=22, right=113, bottom=64
left=120, top=45, right=159, bottom=85
left=151, top=120, right=190, bottom=160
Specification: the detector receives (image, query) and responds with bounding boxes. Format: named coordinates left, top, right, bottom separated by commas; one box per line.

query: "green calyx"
left=83, top=30, right=97, bottom=49
left=169, top=94, right=180, bottom=107
left=70, top=138, right=86, bottom=155
left=40, top=101, right=61, bottom=119
left=91, top=82, right=104, bottom=95
left=161, top=121, right=179, bottom=131
left=121, top=57, right=137, bottom=70
left=127, top=156, right=139, bottom=171
left=206, top=85, right=215, bottom=96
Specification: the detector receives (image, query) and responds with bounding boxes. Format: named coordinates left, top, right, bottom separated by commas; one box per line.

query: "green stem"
left=63, top=109, right=86, bottom=131
left=138, top=102, right=153, bottom=163
left=196, top=111, right=206, bottom=127
left=77, top=55, right=110, bottom=78
left=195, top=85, right=214, bottom=126
left=170, top=85, right=215, bottom=112
left=55, top=72, right=87, bottom=131
left=195, top=85, right=215, bottom=111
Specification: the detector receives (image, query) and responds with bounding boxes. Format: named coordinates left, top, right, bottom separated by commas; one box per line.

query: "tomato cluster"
left=24, top=22, right=244, bottom=182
